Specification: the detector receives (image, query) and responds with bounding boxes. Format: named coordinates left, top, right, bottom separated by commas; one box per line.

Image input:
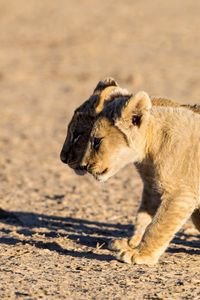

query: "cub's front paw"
left=117, top=249, right=158, bottom=266
left=108, top=234, right=142, bottom=251
left=108, top=238, right=132, bottom=251
left=117, top=249, right=139, bottom=264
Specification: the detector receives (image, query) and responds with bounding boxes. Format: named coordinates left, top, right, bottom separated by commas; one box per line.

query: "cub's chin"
left=93, top=169, right=114, bottom=183
left=93, top=166, right=123, bottom=182
left=94, top=175, right=108, bottom=183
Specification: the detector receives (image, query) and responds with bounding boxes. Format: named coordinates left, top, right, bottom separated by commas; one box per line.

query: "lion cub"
left=80, top=91, right=200, bottom=265
left=60, top=78, right=200, bottom=264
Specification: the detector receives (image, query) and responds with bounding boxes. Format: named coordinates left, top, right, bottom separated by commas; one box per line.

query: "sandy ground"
left=0, top=0, right=200, bottom=299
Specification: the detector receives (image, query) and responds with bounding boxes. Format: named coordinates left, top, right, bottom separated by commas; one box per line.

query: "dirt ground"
left=0, top=0, right=200, bottom=299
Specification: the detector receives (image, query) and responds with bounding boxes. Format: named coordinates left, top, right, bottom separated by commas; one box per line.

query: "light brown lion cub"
left=60, top=78, right=200, bottom=258
left=80, top=91, right=200, bottom=265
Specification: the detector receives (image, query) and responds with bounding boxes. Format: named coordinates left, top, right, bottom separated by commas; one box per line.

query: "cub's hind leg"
left=109, top=185, right=161, bottom=251
left=191, top=209, right=200, bottom=231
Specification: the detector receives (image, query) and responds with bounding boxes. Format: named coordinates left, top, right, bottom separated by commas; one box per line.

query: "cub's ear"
left=93, top=77, right=119, bottom=114
left=122, top=91, right=152, bottom=126
left=95, top=85, right=118, bottom=113
left=93, top=77, right=118, bottom=94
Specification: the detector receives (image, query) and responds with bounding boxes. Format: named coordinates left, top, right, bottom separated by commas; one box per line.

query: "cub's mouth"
left=96, top=168, right=108, bottom=176
left=72, top=165, right=108, bottom=178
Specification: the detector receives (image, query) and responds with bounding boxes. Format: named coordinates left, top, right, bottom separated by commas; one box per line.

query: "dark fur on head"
left=60, top=77, right=130, bottom=172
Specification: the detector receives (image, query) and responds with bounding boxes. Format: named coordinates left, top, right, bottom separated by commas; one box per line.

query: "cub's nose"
left=80, top=164, right=89, bottom=171
left=60, top=150, right=68, bottom=164
left=78, top=161, right=90, bottom=172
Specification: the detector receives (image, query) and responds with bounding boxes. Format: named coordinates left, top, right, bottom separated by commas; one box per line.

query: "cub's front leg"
left=109, top=185, right=161, bottom=251
left=118, top=192, right=196, bottom=265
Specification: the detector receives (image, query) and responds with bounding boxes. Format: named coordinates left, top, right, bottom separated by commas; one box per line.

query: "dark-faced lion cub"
left=60, top=78, right=200, bottom=265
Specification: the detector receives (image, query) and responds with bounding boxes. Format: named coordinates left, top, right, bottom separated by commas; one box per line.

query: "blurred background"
left=0, top=1, right=200, bottom=299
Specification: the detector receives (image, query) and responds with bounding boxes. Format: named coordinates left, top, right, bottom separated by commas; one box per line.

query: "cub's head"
left=60, top=77, right=130, bottom=174
left=81, top=91, right=152, bottom=182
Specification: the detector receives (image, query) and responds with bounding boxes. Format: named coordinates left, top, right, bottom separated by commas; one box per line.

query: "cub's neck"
left=144, top=106, right=200, bottom=164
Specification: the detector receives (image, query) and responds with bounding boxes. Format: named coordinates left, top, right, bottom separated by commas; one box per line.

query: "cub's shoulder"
left=151, top=97, right=180, bottom=107
left=151, top=97, right=200, bottom=114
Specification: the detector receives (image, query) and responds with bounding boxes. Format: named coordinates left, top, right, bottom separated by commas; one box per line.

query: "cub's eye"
left=92, top=137, right=102, bottom=151
left=132, top=115, right=141, bottom=126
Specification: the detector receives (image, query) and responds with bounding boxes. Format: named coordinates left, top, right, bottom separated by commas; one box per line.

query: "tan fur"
left=95, top=86, right=118, bottom=113
left=82, top=91, right=200, bottom=265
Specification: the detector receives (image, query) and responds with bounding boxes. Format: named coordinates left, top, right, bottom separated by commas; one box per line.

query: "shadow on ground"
left=0, top=209, right=133, bottom=262
left=0, top=209, right=199, bottom=261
